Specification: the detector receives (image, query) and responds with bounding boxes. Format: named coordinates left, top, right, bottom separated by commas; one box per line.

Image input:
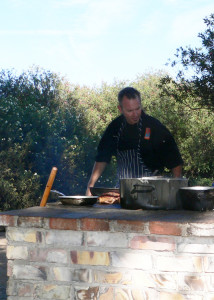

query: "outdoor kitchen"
left=1, top=170, right=214, bottom=300
left=1, top=4, right=214, bottom=299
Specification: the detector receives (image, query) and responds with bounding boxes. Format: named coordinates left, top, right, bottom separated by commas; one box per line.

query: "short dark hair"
left=118, top=87, right=141, bottom=104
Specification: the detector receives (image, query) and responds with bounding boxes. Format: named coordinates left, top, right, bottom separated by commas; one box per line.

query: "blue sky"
left=0, top=0, right=213, bottom=86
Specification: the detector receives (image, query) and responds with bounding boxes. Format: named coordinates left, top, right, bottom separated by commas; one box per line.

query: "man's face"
left=118, top=96, right=142, bottom=125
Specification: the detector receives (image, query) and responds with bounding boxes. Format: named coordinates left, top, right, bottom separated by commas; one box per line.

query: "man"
left=86, top=87, right=183, bottom=195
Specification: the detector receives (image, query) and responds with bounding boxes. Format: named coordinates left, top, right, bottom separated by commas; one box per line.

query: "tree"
left=160, top=14, right=214, bottom=110
left=0, top=67, right=79, bottom=209
left=134, top=73, right=214, bottom=183
left=1, top=66, right=213, bottom=211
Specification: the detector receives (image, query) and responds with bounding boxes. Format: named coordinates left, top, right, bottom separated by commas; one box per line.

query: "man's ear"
left=118, top=104, right=122, bottom=114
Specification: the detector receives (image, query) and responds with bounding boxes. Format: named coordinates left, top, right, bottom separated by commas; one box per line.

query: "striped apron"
left=115, top=116, right=152, bottom=186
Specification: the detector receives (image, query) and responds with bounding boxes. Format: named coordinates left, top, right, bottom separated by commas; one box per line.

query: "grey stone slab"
left=0, top=204, right=214, bottom=223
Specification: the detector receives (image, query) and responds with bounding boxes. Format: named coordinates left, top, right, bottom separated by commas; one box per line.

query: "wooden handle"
left=40, top=167, right=58, bottom=207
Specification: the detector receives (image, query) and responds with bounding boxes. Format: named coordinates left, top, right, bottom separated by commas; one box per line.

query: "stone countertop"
left=0, top=202, right=214, bottom=223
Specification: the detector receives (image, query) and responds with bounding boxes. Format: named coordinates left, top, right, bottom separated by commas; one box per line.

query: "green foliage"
left=70, top=81, right=126, bottom=187
left=0, top=67, right=123, bottom=209
left=159, top=14, right=214, bottom=110
left=129, top=73, right=214, bottom=181
left=0, top=67, right=79, bottom=209
left=157, top=13, right=214, bottom=183
left=188, top=177, right=213, bottom=187
left=0, top=142, right=41, bottom=210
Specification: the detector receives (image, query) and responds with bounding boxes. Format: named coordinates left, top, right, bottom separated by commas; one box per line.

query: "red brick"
left=130, top=235, right=175, bottom=251
left=49, top=218, right=78, bottom=230
left=18, top=217, right=43, bottom=228
left=113, top=220, right=146, bottom=232
left=80, top=218, right=109, bottom=231
left=149, top=221, right=181, bottom=236
left=0, top=215, right=16, bottom=226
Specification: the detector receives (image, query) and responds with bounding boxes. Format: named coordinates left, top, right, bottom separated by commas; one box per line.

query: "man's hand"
left=85, top=162, right=107, bottom=195
left=86, top=186, right=92, bottom=196
left=172, top=165, right=182, bottom=178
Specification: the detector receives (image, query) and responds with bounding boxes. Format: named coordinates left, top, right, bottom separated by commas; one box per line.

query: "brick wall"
left=1, top=215, right=214, bottom=299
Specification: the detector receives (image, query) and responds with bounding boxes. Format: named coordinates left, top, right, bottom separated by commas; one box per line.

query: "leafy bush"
left=0, top=66, right=213, bottom=211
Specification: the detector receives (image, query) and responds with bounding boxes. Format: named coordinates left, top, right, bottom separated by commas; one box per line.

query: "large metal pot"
left=120, top=177, right=188, bottom=210
left=179, top=186, right=214, bottom=211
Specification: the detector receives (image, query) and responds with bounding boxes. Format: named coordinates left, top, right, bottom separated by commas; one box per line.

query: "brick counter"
left=1, top=205, right=214, bottom=299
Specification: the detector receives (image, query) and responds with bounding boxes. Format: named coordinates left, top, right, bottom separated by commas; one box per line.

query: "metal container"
left=120, top=177, right=188, bottom=210
left=179, top=186, right=214, bottom=211
left=50, top=190, right=98, bottom=206
left=59, top=196, right=98, bottom=206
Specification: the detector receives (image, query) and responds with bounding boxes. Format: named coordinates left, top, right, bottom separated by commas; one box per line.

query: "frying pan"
left=59, top=196, right=98, bottom=206
left=90, top=187, right=119, bottom=196
left=50, top=190, right=98, bottom=206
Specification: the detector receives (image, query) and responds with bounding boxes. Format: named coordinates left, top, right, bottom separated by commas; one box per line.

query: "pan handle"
left=131, top=184, right=158, bottom=207
left=131, top=184, right=155, bottom=193
left=40, top=167, right=58, bottom=207
left=50, top=190, right=65, bottom=197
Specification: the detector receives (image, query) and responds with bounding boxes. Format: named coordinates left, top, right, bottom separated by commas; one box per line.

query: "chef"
left=86, top=87, right=183, bottom=195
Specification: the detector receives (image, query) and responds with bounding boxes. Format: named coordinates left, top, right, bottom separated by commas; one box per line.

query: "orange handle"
left=40, top=167, right=58, bottom=207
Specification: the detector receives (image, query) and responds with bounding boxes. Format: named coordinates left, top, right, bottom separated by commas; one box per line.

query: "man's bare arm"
left=86, top=162, right=107, bottom=195
left=171, top=165, right=182, bottom=178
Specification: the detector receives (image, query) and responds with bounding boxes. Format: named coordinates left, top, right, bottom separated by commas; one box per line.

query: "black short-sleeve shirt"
left=95, top=111, right=183, bottom=172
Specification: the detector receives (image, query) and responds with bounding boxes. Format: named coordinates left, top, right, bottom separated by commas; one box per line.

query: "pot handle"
left=131, top=184, right=155, bottom=194
left=131, top=184, right=158, bottom=207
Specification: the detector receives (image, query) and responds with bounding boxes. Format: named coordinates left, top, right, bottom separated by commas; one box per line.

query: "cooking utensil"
left=50, top=190, right=65, bottom=197
left=59, top=196, right=98, bottom=206
left=40, top=167, right=58, bottom=207
left=90, top=187, right=119, bottom=196
left=179, top=186, right=214, bottom=211
left=120, top=177, right=188, bottom=210
left=50, top=190, right=98, bottom=206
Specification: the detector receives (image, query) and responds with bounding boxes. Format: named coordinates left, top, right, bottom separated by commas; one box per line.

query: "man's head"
left=118, top=87, right=142, bottom=125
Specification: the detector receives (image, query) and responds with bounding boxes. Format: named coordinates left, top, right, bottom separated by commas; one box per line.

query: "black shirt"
left=95, top=111, right=183, bottom=172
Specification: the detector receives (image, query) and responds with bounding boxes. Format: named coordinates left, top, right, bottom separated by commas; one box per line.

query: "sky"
left=0, top=0, right=213, bottom=87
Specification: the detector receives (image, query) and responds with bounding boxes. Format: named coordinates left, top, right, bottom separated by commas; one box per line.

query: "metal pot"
left=179, top=186, right=214, bottom=211
left=120, top=177, right=188, bottom=210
